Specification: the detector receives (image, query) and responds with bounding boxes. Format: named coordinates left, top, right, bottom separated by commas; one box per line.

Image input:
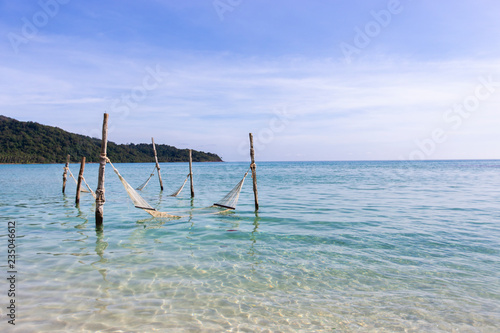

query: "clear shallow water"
left=0, top=160, right=499, bottom=332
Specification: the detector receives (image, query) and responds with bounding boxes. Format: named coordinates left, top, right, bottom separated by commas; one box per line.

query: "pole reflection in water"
left=248, top=212, right=261, bottom=270
left=94, top=229, right=109, bottom=281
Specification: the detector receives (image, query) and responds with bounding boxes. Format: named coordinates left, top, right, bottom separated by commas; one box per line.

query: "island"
left=0, top=115, right=223, bottom=164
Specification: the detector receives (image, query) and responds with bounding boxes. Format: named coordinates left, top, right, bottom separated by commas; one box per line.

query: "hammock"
left=169, top=175, right=189, bottom=197
left=108, top=159, right=249, bottom=218
left=107, top=159, right=181, bottom=218
left=213, top=169, right=249, bottom=210
left=136, top=166, right=157, bottom=191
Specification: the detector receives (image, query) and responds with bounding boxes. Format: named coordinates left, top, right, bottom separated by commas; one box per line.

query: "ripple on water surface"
left=1, top=161, right=499, bottom=332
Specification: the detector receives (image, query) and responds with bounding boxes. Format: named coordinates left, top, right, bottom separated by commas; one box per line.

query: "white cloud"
left=1, top=31, right=500, bottom=161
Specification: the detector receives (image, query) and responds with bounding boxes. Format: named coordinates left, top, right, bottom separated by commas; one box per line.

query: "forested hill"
left=0, top=116, right=223, bottom=164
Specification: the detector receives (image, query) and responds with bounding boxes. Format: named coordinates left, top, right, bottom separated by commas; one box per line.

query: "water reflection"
left=74, top=205, right=88, bottom=229
left=248, top=213, right=260, bottom=255
left=249, top=213, right=262, bottom=270
left=155, top=190, right=164, bottom=208
left=187, top=215, right=195, bottom=257
left=94, top=229, right=109, bottom=281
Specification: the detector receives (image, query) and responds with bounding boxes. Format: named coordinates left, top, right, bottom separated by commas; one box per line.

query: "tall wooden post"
left=189, top=149, right=194, bottom=198
left=95, top=113, right=109, bottom=228
left=152, top=137, right=164, bottom=191
left=75, top=156, right=85, bottom=205
left=249, top=133, right=259, bottom=211
left=62, top=154, right=70, bottom=194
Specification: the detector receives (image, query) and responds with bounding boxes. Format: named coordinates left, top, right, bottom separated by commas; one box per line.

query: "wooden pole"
left=62, top=154, right=70, bottom=194
left=189, top=149, right=194, bottom=198
left=152, top=137, right=164, bottom=191
left=75, top=156, right=85, bottom=205
left=95, top=113, right=109, bottom=228
left=249, top=133, right=259, bottom=211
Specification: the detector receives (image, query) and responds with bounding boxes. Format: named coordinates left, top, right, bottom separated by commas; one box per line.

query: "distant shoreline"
left=0, top=160, right=225, bottom=165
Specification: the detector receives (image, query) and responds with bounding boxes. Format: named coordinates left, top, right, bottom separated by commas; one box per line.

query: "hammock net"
left=136, top=166, right=157, bottom=191
left=169, top=175, right=189, bottom=197
left=213, top=169, right=249, bottom=210
left=107, top=159, right=180, bottom=218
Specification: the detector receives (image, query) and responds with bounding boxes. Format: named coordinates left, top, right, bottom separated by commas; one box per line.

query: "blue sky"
left=1, top=0, right=500, bottom=161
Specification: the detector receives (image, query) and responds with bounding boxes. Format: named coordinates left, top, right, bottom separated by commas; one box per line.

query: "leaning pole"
left=249, top=133, right=259, bottom=211
left=75, top=156, right=86, bottom=205
left=62, top=154, right=70, bottom=194
left=95, top=113, right=109, bottom=229
left=189, top=149, right=194, bottom=198
left=152, top=137, right=164, bottom=191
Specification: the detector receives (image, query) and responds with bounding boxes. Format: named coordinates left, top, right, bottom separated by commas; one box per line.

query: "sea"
left=0, top=160, right=499, bottom=332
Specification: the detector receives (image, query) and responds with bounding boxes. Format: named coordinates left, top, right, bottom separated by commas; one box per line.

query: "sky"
left=1, top=0, right=500, bottom=162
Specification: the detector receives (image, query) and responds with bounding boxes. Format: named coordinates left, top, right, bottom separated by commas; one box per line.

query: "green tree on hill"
left=0, top=115, right=223, bottom=164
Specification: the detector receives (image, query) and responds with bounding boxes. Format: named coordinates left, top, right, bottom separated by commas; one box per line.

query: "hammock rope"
left=83, top=177, right=96, bottom=199
left=66, top=166, right=93, bottom=195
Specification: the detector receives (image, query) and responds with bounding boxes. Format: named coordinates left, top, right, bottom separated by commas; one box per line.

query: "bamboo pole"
left=75, top=156, right=85, bottom=205
left=152, top=137, right=164, bottom=191
left=249, top=133, right=259, bottom=211
left=62, top=154, right=70, bottom=194
left=189, top=149, right=194, bottom=198
left=95, top=113, right=109, bottom=228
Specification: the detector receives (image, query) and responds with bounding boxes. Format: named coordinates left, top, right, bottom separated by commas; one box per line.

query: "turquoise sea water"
left=0, top=160, right=499, bottom=332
